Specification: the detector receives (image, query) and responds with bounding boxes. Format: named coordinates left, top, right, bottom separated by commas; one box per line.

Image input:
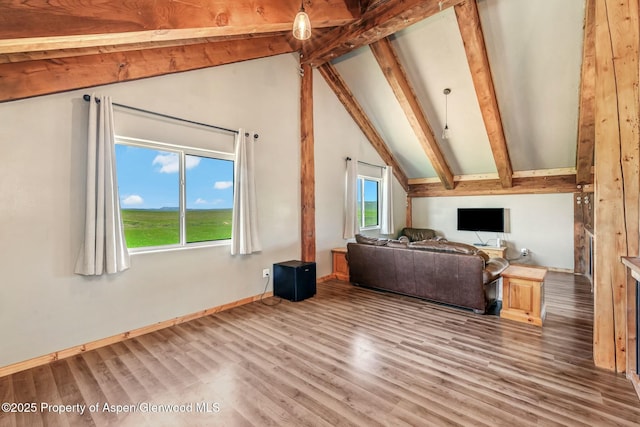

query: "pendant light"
left=442, top=88, right=451, bottom=139
left=293, top=1, right=311, bottom=40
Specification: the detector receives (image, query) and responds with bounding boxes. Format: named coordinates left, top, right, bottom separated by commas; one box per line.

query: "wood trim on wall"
left=0, top=292, right=273, bottom=378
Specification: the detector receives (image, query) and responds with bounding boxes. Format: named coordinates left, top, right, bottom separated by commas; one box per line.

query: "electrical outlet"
left=262, top=268, right=270, bottom=278
left=520, top=248, right=530, bottom=257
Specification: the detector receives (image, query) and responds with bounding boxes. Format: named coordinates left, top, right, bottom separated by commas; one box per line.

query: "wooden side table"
left=473, top=245, right=507, bottom=259
left=501, top=264, right=547, bottom=326
left=331, top=247, right=350, bottom=281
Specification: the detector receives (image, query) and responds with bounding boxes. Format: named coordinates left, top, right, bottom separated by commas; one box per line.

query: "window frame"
left=357, top=174, right=382, bottom=230
left=114, top=136, right=235, bottom=254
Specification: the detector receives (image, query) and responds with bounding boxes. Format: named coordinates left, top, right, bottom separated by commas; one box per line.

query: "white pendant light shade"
left=293, top=8, right=311, bottom=40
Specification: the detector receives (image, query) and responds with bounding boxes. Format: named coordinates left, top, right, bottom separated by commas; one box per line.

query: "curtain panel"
left=380, top=165, right=395, bottom=235
left=343, top=158, right=359, bottom=239
left=231, top=129, right=262, bottom=255
left=75, top=94, right=130, bottom=275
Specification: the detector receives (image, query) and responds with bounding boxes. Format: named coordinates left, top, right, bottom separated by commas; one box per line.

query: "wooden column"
left=593, top=0, right=639, bottom=372
left=405, top=196, right=412, bottom=229
left=300, top=62, right=316, bottom=262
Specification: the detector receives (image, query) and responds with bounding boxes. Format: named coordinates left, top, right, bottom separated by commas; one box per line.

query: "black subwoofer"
left=273, top=260, right=316, bottom=302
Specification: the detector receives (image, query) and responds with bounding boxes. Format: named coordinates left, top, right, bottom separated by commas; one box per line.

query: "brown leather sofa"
left=347, top=236, right=509, bottom=313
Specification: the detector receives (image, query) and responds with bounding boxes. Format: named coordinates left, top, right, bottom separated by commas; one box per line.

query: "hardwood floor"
left=1, top=272, right=639, bottom=426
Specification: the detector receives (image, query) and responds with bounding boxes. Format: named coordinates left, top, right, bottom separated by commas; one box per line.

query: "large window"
left=357, top=176, right=380, bottom=229
left=114, top=137, right=234, bottom=251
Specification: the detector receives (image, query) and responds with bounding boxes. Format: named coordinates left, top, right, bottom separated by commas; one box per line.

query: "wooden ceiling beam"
left=302, top=0, right=466, bottom=67
left=0, top=0, right=357, bottom=55
left=0, top=32, right=292, bottom=65
left=318, top=63, right=409, bottom=192
left=0, top=36, right=294, bottom=102
left=575, top=0, right=596, bottom=185
left=370, top=38, right=454, bottom=189
left=408, top=174, right=584, bottom=198
left=454, top=0, right=513, bottom=188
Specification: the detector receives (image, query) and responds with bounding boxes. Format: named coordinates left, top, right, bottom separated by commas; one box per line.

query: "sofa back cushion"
left=399, top=227, right=436, bottom=242
left=409, top=240, right=477, bottom=255
left=355, top=234, right=388, bottom=246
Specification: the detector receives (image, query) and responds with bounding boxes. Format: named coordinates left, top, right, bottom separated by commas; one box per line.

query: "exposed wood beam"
left=0, top=0, right=357, bottom=55
left=303, top=0, right=466, bottom=67
left=317, top=63, right=409, bottom=192
left=593, top=0, right=639, bottom=373
left=370, top=38, right=454, bottom=189
left=454, top=0, right=512, bottom=188
left=408, top=174, right=583, bottom=198
left=0, top=36, right=294, bottom=102
left=300, top=63, right=316, bottom=263
left=0, top=32, right=291, bottom=65
left=575, top=0, right=596, bottom=185
left=408, top=167, right=582, bottom=185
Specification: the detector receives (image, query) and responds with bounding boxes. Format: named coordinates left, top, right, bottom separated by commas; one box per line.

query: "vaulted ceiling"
left=0, top=0, right=593, bottom=196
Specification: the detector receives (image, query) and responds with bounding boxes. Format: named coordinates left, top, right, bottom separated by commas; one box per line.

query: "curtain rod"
left=345, top=157, right=386, bottom=169
left=83, top=94, right=259, bottom=139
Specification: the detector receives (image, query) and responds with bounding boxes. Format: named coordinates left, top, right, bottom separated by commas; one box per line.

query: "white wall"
left=411, top=193, right=574, bottom=270
left=314, top=68, right=407, bottom=278
left=0, top=54, right=408, bottom=368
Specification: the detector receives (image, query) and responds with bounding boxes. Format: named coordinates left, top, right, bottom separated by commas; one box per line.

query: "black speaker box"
left=273, top=260, right=316, bottom=302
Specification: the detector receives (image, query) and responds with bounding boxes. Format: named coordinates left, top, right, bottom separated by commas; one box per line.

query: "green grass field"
left=121, top=208, right=232, bottom=248
left=123, top=202, right=378, bottom=248
left=358, top=201, right=379, bottom=228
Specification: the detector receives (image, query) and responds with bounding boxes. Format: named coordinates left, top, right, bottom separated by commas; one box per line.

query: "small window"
left=114, top=137, right=234, bottom=251
left=357, top=176, right=380, bottom=229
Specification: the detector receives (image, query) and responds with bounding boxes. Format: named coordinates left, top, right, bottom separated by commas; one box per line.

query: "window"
left=114, top=137, right=234, bottom=251
left=357, top=176, right=380, bottom=229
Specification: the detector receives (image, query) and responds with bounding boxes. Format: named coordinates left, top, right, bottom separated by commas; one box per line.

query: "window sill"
left=128, top=240, right=231, bottom=255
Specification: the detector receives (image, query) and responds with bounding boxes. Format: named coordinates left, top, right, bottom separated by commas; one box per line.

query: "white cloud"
left=195, top=198, right=207, bottom=205
left=122, top=194, right=144, bottom=205
left=214, top=181, right=233, bottom=190
left=152, top=153, right=179, bottom=173
left=152, top=153, right=200, bottom=173
left=185, top=156, right=201, bottom=170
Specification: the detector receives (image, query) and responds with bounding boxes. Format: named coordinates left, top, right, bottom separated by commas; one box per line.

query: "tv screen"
left=457, top=208, right=505, bottom=233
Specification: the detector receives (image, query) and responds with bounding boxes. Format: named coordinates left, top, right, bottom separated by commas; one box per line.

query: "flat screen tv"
left=457, top=208, right=505, bottom=233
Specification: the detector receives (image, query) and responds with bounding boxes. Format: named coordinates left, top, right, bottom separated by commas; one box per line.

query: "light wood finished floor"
left=1, top=272, right=639, bottom=426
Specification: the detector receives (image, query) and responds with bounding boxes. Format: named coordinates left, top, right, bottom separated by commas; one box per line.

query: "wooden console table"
left=501, top=264, right=547, bottom=326
left=331, top=247, right=350, bottom=281
left=474, top=245, right=507, bottom=259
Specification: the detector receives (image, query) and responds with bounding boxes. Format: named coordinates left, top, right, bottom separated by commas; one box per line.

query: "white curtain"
left=231, top=129, right=261, bottom=255
left=343, top=158, right=359, bottom=239
left=380, top=165, right=395, bottom=235
left=75, top=94, right=130, bottom=275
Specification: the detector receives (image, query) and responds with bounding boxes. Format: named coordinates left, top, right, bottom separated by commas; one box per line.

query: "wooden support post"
left=300, top=62, right=316, bottom=263
left=593, top=0, right=639, bottom=372
left=405, top=196, right=412, bottom=229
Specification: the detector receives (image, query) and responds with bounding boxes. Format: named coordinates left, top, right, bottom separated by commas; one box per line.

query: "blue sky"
left=115, top=145, right=234, bottom=209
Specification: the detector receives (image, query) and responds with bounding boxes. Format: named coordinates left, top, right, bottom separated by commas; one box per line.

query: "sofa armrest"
left=482, top=257, right=509, bottom=283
